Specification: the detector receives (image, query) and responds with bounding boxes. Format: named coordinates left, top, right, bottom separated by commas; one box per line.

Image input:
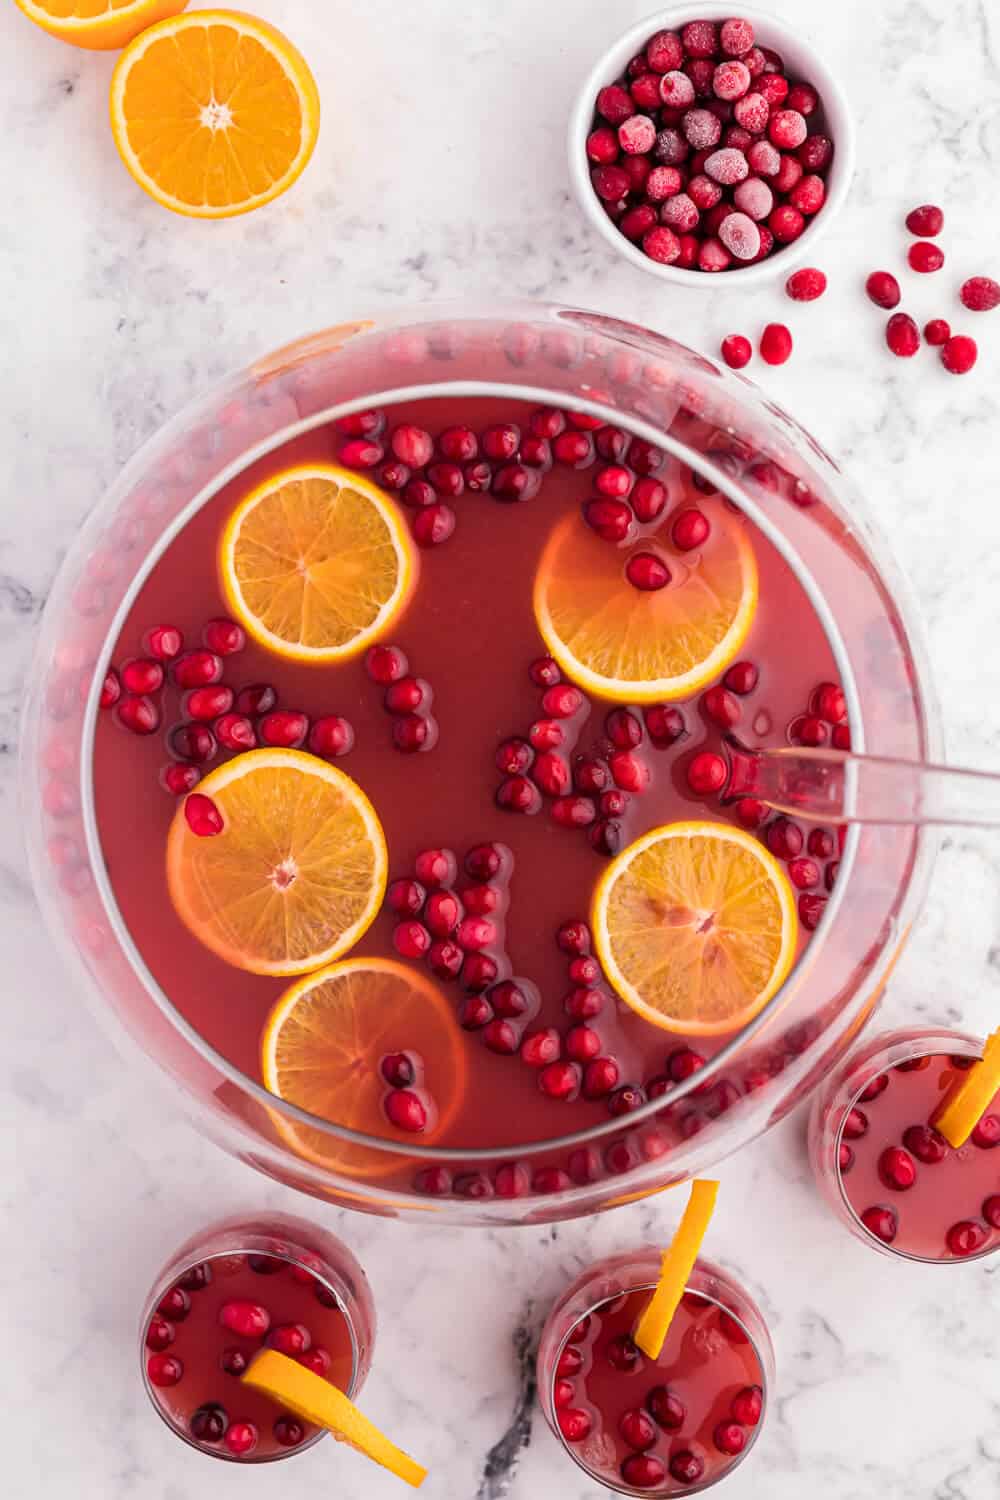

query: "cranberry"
left=494, top=1162, right=530, bottom=1198
left=879, top=1145, right=917, bottom=1192
left=384, top=676, right=429, bottom=716
left=426, top=939, right=461, bottom=979
left=257, top=710, right=308, bottom=749
left=885, top=313, right=921, bottom=358
left=669, top=1450, right=705, bottom=1486
left=221, top=1348, right=249, bottom=1376
left=305, top=714, right=353, bottom=759
left=947, top=1219, right=989, bottom=1257
left=842, top=1107, right=868, bottom=1140
left=721, top=334, right=752, bottom=369
left=608, top=1083, right=646, bottom=1117
left=465, top=842, right=509, bottom=880
left=786, top=856, right=819, bottom=891
left=941, top=335, right=978, bottom=375
left=766, top=817, right=803, bottom=859
left=411, top=502, right=456, bottom=546
left=156, top=1286, right=190, bottom=1322
left=961, top=276, right=1000, bottom=312
left=860, top=1205, right=898, bottom=1244
left=672, top=508, right=710, bottom=551
left=381, top=1051, right=416, bottom=1088
left=604, top=1333, right=641, bottom=1372
left=983, top=1195, right=1000, bottom=1229
left=147, top=1353, right=184, bottom=1387
left=907, top=240, right=943, bottom=275
left=386, top=879, right=426, bottom=917
left=589, top=818, right=622, bottom=855
left=337, top=409, right=385, bottom=438
left=644, top=704, right=687, bottom=746
left=619, top=1453, right=667, bottom=1490
left=568, top=955, right=600, bottom=984
left=701, top=685, right=740, bottom=730
left=532, top=749, right=571, bottom=798
left=686, top=750, right=727, bottom=795
left=482, top=980, right=530, bottom=1019
left=224, top=1422, right=258, bottom=1457
left=898, top=1123, right=946, bottom=1165
left=393, top=920, right=431, bottom=959
left=735, top=797, right=765, bottom=827
left=274, top=1416, right=306, bottom=1448
left=538, top=1060, right=581, bottom=1101
left=760, top=322, right=793, bottom=366
left=924, top=319, right=951, bottom=346
left=541, top=684, right=584, bottom=719
left=384, top=1089, right=428, bottom=1133
left=458, top=994, right=493, bottom=1030
left=268, top=1322, right=311, bottom=1357
left=184, top=793, right=223, bottom=837
left=785, top=266, right=827, bottom=302
left=584, top=495, right=637, bottom=545
left=574, top=757, right=611, bottom=794
left=462, top=953, right=499, bottom=991
left=714, top=1420, right=747, bottom=1455
left=971, top=1113, right=1000, bottom=1149
left=600, top=789, right=629, bottom=816
left=121, top=657, right=164, bottom=696
left=99, top=668, right=121, bottom=710
left=647, top=1384, right=685, bottom=1431
left=646, top=28, right=684, bottom=72
left=666, top=1047, right=706, bottom=1086
left=865, top=271, right=901, bottom=310
left=565, top=985, right=606, bottom=1020
left=859, top=1072, right=889, bottom=1102
left=145, top=1315, right=174, bottom=1351
left=234, top=683, right=277, bottom=716
left=731, top=1384, right=762, bottom=1426
left=561, top=1025, right=599, bottom=1063
left=172, top=649, right=223, bottom=689
left=798, top=892, right=827, bottom=930
left=145, top=624, right=183, bottom=661
left=557, top=1408, right=592, bottom=1443
left=520, top=1028, right=562, bottom=1068
left=607, top=751, right=648, bottom=794
left=554, top=920, right=590, bottom=958
left=116, top=694, right=160, bottom=735
left=462, top=885, right=501, bottom=918
left=220, top=1299, right=270, bottom=1337
left=161, top=763, right=200, bottom=796
left=483, top=1019, right=520, bottom=1055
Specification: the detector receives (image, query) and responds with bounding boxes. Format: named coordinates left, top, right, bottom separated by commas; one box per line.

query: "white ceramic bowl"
left=568, top=3, right=856, bottom=288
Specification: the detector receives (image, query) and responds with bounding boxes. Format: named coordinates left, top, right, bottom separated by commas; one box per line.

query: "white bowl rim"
left=567, top=2, right=857, bottom=289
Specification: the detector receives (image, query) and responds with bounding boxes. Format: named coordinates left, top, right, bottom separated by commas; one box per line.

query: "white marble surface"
left=3, top=0, right=1000, bottom=1496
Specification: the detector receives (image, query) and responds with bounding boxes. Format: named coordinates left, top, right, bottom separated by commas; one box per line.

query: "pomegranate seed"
left=786, top=267, right=827, bottom=302
left=982, top=1195, right=1000, bottom=1229
left=644, top=704, right=687, bottom=747
left=731, top=1384, right=762, bottom=1426
left=971, top=1113, right=1000, bottom=1148
left=583, top=497, right=635, bottom=544
left=538, top=1060, right=581, bottom=1101
left=885, top=312, right=921, bottom=358
left=234, top=683, right=276, bottom=716
left=386, top=879, right=425, bottom=917
left=714, top=1420, right=747, bottom=1455
left=185, top=685, right=233, bottom=721
left=702, top=685, right=741, bottom=729
left=144, top=624, right=183, bottom=661
left=147, top=1353, right=184, bottom=1387
left=908, top=240, right=944, bottom=274
left=169, top=722, right=217, bottom=764
left=384, top=1089, right=428, bottom=1133
left=424, top=890, right=462, bottom=939
left=946, top=1220, right=989, bottom=1257
left=901, top=1123, right=947, bottom=1164
left=879, top=1146, right=917, bottom=1191
left=721, top=334, right=752, bottom=369
left=686, top=751, right=727, bottom=795
left=99, top=668, right=121, bottom=710
left=760, top=323, right=793, bottom=366
left=201, top=618, right=245, bottom=656
left=458, top=994, right=493, bottom=1030
left=393, top=920, right=431, bottom=959
left=184, top=793, right=223, bottom=837
left=224, top=1422, right=258, bottom=1457
left=647, top=1385, right=685, bottom=1431
left=220, top=1299, right=270, bottom=1337
left=483, top=1018, right=520, bottom=1054
left=865, top=271, right=901, bottom=310
left=558, top=1408, right=592, bottom=1443
left=121, top=657, right=164, bottom=696
left=961, top=276, right=1000, bottom=312
left=274, top=1416, right=306, bottom=1448
left=115, top=694, right=159, bottom=736
left=162, top=763, right=201, bottom=795
left=520, top=1028, right=562, bottom=1068
left=672, top=508, right=710, bottom=551
left=552, top=430, right=596, bottom=468
left=172, top=649, right=223, bottom=688
left=427, top=939, right=463, bottom=979
left=941, top=335, right=978, bottom=374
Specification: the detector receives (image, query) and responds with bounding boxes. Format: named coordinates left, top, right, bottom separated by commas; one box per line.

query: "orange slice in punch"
left=593, top=821, right=797, bottom=1037
left=933, top=1028, right=1000, bottom=1148
left=219, top=463, right=416, bottom=663
left=261, top=958, right=467, bottom=1178
left=243, top=1350, right=427, bottom=1487
left=109, top=10, right=320, bottom=218
left=634, top=1179, right=720, bottom=1359
left=533, top=499, right=757, bottom=702
left=167, top=749, right=387, bottom=976
left=14, top=0, right=188, bottom=51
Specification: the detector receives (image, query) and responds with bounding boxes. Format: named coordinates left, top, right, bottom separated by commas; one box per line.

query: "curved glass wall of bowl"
left=21, top=302, right=940, bottom=1224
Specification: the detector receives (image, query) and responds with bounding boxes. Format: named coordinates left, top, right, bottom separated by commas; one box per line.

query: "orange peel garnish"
left=932, top=1028, right=1000, bottom=1148
left=633, top=1179, right=719, bottom=1360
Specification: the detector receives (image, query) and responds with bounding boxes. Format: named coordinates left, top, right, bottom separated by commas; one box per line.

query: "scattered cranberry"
left=721, top=333, right=752, bottom=369
left=686, top=750, right=727, bottom=795
left=786, top=266, right=827, bottom=300
left=381, top=1052, right=416, bottom=1089
left=886, top=313, right=921, bottom=358
left=184, top=793, right=223, bottom=837
left=865, top=271, right=901, bottom=309
left=924, top=318, right=951, bottom=346
left=760, top=322, right=793, bottom=365
left=908, top=240, right=944, bottom=274
left=941, top=335, right=978, bottom=375
left=961, top=276, right=1000, bottom=312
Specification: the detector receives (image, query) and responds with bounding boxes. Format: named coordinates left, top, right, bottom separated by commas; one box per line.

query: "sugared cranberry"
left=907, top=202, right=946, bottom=237
left=224, top=1422, right=258, bottom=1457
left=865, top=271, right=901, bottom=310
left=947, top=1220, right=989, bottom=1257
left=760, top=322, right=793, bottom=366
left=714, top=1420, right=747, bottom=1455
left=185, top=685, right=233, bottom=722
left=258, top=710, right=308, bottom=748
left=961, top=276, right=1000, bottom=312
left=731, top=1384, right=762, bottom=1426
left=861, top=1205, right=897, bottom=1244
left=672, top=508, right=710, bottom=551
left=173, top=649, right=223, bottom=689
left=538, top=1060, right=581, bottom=1101
left=384, top=1089, right=428, bottom=1133
left=971, top=1114, right=1000, bottom=1149
left=220, top=1299, right=270, bottom=1337
left=147, top=1353, right=184, bottom=1387
left=886, top=313, right=921, bottom=358
left=686, top=750, right=727, bottom=795
left=184, top=793, right=223, bottom=837
left=392, top=920, right=431, bottom=959
left=941, top=335, right=978, bottom=375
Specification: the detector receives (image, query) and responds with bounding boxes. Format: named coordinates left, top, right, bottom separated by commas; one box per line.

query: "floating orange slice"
left=166, top=749, right=387, bottom=976
left=533, top=501, right=757, bottom=702
left=933, top=1028, right=1000, bottom=1147
left=109, top=10, right=320, bottom=218
left=219, top=463, right=416, bottom=663
left=261, top=958, right=466, bottom=1178
left=592, top=821, right=797, bottom=1037
left=14, top=0, right=187, bottom=50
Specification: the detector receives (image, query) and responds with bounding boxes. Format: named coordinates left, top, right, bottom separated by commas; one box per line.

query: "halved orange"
left=109, top=10, right=320, bottom=218
left=592, top=821, right=798, bottom=1037
left=166, top=749, right=387, bottom=976
left=219, top=463, right=416, bottom=663
left=533, top=500, right=757, bottom=702
left=15, top=0, right=187, bottom=51
left=261, top=958, right=466, bottom=1178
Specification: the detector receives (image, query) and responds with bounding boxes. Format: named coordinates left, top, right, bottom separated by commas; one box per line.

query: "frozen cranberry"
left=669, top=1451, right=705, bottom=1485
left=682, top=107, right=722, bottom=151
left=947, top=1220, right=989, bottom=1257
left=909, top=240, right=944, bottom=274
left=865, top=271, right=901, bottom=309
left=686, top=751, right=727, bottom=795
left=147, top=1353, right=184, bottom=1387
left=596, top=83, right=635, bottom=126
left=905, top=204, right=943, bottom=237
left=658, top=69, right=694, bottom=109
left=220, top=1299, right=270, bottom=1337
left=798, top=133, right=833, bottom=171
left=941, top=335, right=978, bottom=375
left=746, top=137, right=781, bottom=176
left=961, top=276, right=1000, bottom=312
left=641, top=225, right=683, bottom=265
left=646, top=28, right=684, bottom=71
left=704, top=147, right=749, bottom=186
left=618, top=114, right=656, bottom=155
left=681, top=19, right=719, bottom=57
left=587, top=127, right=619, bottom=164
left=731, top=1384, right=763, bottom=1425
left=184, top=793, right=223, bottom=837
left=721, top=333, right=752, bottom=369
left=886, top=313, right=921, bottom=358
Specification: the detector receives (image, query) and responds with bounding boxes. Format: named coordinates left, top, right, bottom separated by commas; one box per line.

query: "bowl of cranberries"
left=569, top=5, right=855, bottom=282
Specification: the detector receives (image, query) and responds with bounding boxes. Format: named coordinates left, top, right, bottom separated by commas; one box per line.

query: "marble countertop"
left=3, top=0, right=1000, bottom=1496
